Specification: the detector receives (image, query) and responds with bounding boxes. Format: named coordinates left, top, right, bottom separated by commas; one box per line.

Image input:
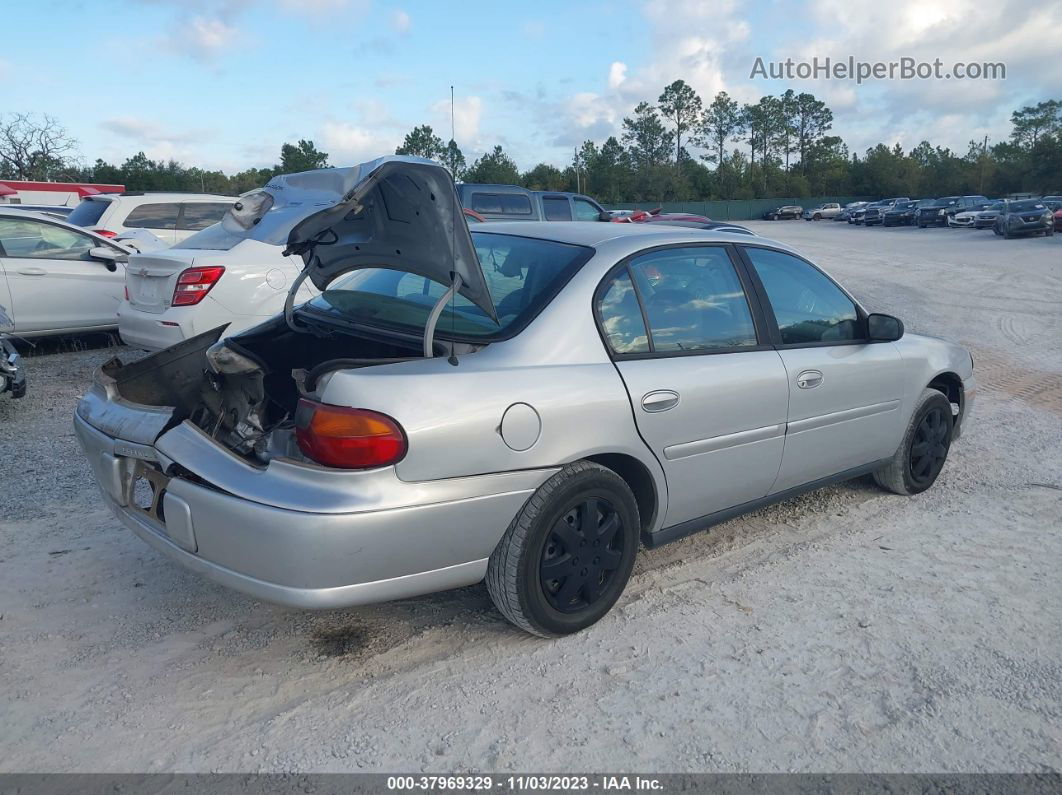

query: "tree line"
left=2, top=90, right=1060, bottom=202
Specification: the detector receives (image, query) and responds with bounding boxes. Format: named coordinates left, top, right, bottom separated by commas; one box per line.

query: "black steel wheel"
left=538, top=497, right=626, bottom=614
left=486, top=461, right=640, bottom=636
left=874, top=388, right=954, bottom=496
left=909, top=404, right=950, bottom=487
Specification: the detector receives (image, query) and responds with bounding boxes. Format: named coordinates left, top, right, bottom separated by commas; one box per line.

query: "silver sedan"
left=75, top=158, right=974, bottom=636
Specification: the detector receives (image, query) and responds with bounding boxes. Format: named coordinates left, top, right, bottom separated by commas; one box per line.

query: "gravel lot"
left=1, top=221, right=1060, bottom=773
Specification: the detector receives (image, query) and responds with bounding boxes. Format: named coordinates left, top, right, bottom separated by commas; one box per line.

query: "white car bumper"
left=118, top=300, right=234, bottom=351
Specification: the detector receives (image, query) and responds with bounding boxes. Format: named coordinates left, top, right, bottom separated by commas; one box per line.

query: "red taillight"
left=124, top=285, right=129, bottom=301
left=294, top=399, right=407, bottom=469
left=94, top=229, right=117, bottom=238
left=172, top=266, right=225, bottom=306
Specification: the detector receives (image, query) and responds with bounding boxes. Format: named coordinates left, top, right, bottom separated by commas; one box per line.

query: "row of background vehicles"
left=811, top=195, right=1062, bottom=237
left=0, top=175, right=754, bottom=398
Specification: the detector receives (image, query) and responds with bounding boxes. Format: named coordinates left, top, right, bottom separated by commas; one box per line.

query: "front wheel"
left=486, top=461, right=640, bottom=637
left=874, top=388, right=953, bottom=496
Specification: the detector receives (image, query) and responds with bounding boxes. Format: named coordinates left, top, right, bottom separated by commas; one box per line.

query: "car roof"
left=472, top=220, right=788, bottom=251
left=86, top=192, right=234, bottom=202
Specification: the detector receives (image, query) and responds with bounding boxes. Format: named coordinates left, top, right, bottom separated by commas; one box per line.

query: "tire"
left=918, top=223, right=926, bottom=229
left=486, top=461, right=640, bottom=637
left=813, top=214, right=821, bottom=221
left=1047, top=227, right=1055, bottom=237
left=873, top=388, right=953, bottom=496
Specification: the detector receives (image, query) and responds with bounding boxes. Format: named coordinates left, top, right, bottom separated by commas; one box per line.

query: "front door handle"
left=17, top=267, right=47, bottom=276
left=641, top=390, right=680, bottom=412
left=796, top=369, right=824, bottom=389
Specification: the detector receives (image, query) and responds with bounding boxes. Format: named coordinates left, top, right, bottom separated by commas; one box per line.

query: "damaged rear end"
left=72, top=156, right=546, bottom=608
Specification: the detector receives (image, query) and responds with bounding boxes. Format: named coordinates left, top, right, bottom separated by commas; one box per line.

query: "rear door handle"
left=796, top=370, right=824, bottom=389
left=641, top=390, right=680, bottom=412
left=17, top=267, right=47, bottom=276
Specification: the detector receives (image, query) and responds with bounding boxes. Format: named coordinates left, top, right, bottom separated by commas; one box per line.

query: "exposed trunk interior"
left=104, top=318, right=425, bottom=463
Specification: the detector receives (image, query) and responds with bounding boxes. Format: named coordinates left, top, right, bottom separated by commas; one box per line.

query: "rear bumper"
left=74, top=414, right=551, bottom=608
left=118, top=301, right=239, bottom=352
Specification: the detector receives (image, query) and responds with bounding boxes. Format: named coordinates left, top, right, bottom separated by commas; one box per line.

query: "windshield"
left=1009, top=200, right=1046, bottom=212
left=302, top=231, right=592, bottom=340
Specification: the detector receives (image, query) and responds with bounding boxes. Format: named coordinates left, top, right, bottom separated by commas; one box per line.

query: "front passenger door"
left=741, top=246, right=906, bottom=492
left=0, top=217, right=125, bottom=333
left=598, top=245, right=790, bottom=530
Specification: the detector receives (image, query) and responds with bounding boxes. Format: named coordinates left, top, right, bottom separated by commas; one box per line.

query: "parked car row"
left=831, top=194, right=1060, bottom=239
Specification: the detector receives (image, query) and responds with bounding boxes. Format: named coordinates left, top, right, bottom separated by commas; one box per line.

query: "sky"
left=2, top=0, right=1060, bottom=174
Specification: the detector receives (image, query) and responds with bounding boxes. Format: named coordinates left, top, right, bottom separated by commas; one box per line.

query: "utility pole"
left=979, top=134, right=989, bottom=194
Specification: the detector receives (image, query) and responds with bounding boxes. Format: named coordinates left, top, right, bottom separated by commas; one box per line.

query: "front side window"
left=0, top=218, right=96, bottom=260
left=744, top=247, right=859, bottom=345
left=179, top=202, right=233, bottom=231
left=573, top=198, right=602, bottom=221
left=542, top=197, right=572, bottom=221
left=303, top=232, right=590, bottom=340
left=123, top=202, right=180, bottom=230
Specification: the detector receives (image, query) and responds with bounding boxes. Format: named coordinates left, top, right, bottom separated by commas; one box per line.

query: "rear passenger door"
left=739, top=245, right=906, bottom=492
left=596, top=244, right=789, bottom=530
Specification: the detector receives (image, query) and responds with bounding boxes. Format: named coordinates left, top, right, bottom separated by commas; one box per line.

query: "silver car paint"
left=75, top=222, right=973, bottom=609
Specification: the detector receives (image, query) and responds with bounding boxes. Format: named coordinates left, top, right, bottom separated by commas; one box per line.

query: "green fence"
left=609, top=197, right=874, bottom=221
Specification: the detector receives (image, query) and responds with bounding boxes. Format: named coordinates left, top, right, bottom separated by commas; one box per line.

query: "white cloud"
left=607, top=62, right=627, bottom=90
left=431, top=95, right=483, bottom=145
left=319, top=121, right=398, bottom=164
left=390, top=9, right=411, bottom=33
left=100, top=116, right=210, bottom=145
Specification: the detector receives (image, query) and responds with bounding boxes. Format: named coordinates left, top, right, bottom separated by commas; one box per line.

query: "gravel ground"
left=1, top=221, right=1060, bottom=773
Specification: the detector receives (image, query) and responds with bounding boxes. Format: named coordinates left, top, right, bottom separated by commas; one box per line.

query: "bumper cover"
left=74, top=414, right=553, bottom=608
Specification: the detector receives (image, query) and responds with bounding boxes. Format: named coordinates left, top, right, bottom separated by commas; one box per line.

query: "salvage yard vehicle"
left=762, top=205, right=803, bottom=220
left=803, top=203, right=840, bottom=220
left=74, top=157, right=975, bottom=637
left=972, top=202, right=1005, bottom=229
left=835, top=202, right=867, bottom=222
left=881, top=200, right=923, bottom=227
left=456, top=184, right=610, bottom=222
left=0, top=208, right=132, bottom=336
left=118, top=214, right=318, bottom=352
left=992, top=199, right=1055, bottom=238
left=916, top=195, right=988, bottom=228
left=66, top=192, right=235, bottom=245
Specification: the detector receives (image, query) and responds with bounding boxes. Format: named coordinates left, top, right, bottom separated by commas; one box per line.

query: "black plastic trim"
left=642, top=458, right=891, bottom=548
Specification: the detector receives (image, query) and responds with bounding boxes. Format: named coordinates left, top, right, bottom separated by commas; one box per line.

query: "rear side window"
left=597, top=271, right=649, bottom=354
left=123, top=203, right=180, bottom=230
left=179, top=202, right=232, bottom=231
left=66, top=199, right=110, bottom=227
left=469, top=193, right=532, bottom=215
left=542, top=197, right=572, bottom=221
left=744, top=247, right=858, bottom=345
left=597, top=246, right=758, bottom=355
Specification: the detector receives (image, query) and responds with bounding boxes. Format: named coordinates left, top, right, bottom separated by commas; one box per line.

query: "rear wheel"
left=486, top=461, right=640, bottom=637
left=874, top=388, right=953, bottom=496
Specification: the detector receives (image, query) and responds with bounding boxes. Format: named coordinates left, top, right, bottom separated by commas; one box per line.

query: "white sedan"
left=0, top=209, right=131, bottom=336
left=118, top=219, right=316, bottom=351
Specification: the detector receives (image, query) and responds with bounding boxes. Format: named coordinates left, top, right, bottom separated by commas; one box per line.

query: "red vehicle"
left=612, top=207, right=713, bottom=224
left=0, top=180, right=124, bottom=208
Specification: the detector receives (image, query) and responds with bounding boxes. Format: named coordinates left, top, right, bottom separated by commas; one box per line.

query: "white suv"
left=66, top=193, right=236, bottom=246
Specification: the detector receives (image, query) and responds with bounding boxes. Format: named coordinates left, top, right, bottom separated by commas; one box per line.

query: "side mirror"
left=868, top=313, right=904, bottom=342
left=89, top=246, right=127, bottom=272
left=598, top=210, right=612, bottom=222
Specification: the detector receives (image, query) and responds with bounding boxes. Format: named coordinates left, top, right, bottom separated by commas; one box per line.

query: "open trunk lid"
left=218, top=155, right=496, bottom=321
